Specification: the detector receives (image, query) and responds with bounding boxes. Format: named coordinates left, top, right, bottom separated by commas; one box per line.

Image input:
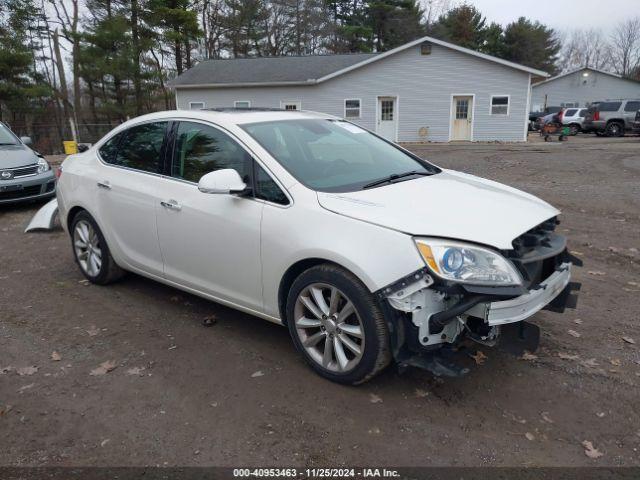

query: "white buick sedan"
left=54, top=109, right=579, bottom=384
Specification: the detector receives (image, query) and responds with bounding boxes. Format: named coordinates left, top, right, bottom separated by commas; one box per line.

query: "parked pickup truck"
left=583, top=99, right=640, bottom=136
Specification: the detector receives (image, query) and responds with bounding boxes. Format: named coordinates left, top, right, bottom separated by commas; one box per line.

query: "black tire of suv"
left=70, top=210, right=125, bottom=285
left=569, top=124, right=580, bottom=136
left=286, top=264, right=392, bottom=385
left=606, top=122, right=624, bottom=137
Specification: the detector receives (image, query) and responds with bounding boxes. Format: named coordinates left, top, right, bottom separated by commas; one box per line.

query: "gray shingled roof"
left=171, top=53, right=379, bottom=87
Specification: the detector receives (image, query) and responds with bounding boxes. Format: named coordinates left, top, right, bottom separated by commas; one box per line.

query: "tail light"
left=55, top=166, right=63, bottom=179
left=593, top=111, right=600, bottom=121
left=558, top=110, right=564, bottom=122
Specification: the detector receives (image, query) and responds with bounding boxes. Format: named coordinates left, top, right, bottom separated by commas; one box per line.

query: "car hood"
left=0, top=145, right=37, bottom=169
left=317, top=169, right=560, bottom=250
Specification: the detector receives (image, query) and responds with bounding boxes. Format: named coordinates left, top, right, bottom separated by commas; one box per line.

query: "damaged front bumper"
left=377, top=221, right=581, bottom=377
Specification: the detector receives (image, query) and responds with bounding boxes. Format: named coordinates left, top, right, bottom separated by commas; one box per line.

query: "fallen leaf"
left=251, top=370, right=264, bottom=378
left=558, top=352, right=579, bottom=360
left=622, top=336, right=636, bottom=345
left=582, top=440, right=603, bottom=459
left=471, top=351, right=487, bottom=365
left=202, top=315, right=217, bottom=327
left=520, top=351, right=538, bottom=361
left=570, top=250, right=583, bottom=256
left=628, top=281, right=639, bottom=287
left=17, top=366, right=38, bottom=376
left=609, top=358, right=621, bottom=366
left=86, top=326, right=100, bottom=337
left=369, top=393, right=383, bottom=404
left=168, top=345, right=177, bottom=350
left=525, top=432, right=535, bottom=441
left=582, top=358, right=599, bottom=368
left=568, top=329, right=581, bottom=338
left=573, top=319, right=583, bottom=325
left=587, top=271, right=606, bottom=276
left=0, top=405, right=13, bottom=416
left=100, top=439, right=110, bottom=447
left=90, top=360, right=117, bottom=376
left=0, top=366, right=13, bottom=374
left=596, top=412, right=606, bottom=418
left=51, top=351, right=62, bottom=362
left=541, top=412, right=554, bottom=424
left=414, top=389, right=429, bottom=398
left=126, top=367, right=145, bottom=376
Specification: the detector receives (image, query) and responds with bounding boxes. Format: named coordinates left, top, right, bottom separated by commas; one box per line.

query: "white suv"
left=51, top=109, right=579, bottom=384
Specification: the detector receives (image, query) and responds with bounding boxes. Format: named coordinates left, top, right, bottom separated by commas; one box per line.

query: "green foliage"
left=501, top=17, right=560, bottom=74
left=368, top=0, right=425, bottom=51
left=429, top=4, right=488, bottom=51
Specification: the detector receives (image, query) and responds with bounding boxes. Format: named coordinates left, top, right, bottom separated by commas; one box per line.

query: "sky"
left=460, top=0, right=638, bottom=32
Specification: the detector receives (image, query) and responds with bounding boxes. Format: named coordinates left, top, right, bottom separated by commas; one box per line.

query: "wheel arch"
left=277, top=258, right=372, bottom=326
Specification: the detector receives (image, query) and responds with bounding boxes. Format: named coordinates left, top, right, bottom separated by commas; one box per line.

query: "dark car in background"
left=0, top=122, right=56, bottom=205
left=583, top=99, right=640, bottom=136
left=529, top=106, right=562, bottom=131
left=632, top=110, right=640, bottom=134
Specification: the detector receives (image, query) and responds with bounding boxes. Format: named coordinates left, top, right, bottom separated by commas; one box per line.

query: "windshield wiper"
left=362, top=170, right=433, bottom=190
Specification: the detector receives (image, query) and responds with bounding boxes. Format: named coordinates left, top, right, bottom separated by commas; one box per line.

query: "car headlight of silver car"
left=36, top=157, right=50, bottom=173
left=414, top=238, right=523, bottom=286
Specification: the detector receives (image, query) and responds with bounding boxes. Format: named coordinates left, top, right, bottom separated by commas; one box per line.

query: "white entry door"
left=377, top=97, right=397, bottom=141
left=451, top=96, right=473, bottom=141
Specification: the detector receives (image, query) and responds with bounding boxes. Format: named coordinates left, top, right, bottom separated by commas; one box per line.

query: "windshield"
left=0, top=123, right=19, bottom=145
left=242, top=119, right=439, bottom=192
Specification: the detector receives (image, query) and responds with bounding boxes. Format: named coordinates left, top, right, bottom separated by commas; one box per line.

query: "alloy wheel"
left=293, top=283, right=365, bottom=373
left=73, top=220, right=103, bottom=277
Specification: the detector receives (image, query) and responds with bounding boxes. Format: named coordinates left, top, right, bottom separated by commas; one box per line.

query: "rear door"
left=155, top=120, right=265, bottom=311
left=95, top=121, right=169, bottom=276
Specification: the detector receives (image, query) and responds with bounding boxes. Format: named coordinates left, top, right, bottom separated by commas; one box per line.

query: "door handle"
left=97, top=181, right=111, bottom=190
left=160, top=199, right=182, bottom=211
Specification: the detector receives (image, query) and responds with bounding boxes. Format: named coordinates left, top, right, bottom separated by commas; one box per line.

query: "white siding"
left=531, top=69, right=640, bottom=109
left=176, top=44, right=531, bottom=142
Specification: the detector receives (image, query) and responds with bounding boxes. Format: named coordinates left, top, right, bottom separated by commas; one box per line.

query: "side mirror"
left=20, top=136, right=32, bottom=146
left=77, top=143, right=90, bottom=153
left=198, top=169, right=247, bottom=195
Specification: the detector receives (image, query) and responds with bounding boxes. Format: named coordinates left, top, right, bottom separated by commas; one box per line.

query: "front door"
left=451, top=96, right=473, bottom=141
left=155, top=120, right=264, bottom=311
left=376, top=97, right=397, bottom=141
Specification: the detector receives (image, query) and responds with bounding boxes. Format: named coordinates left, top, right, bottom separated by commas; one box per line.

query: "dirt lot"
left=1, top=135, right=639, bottom=468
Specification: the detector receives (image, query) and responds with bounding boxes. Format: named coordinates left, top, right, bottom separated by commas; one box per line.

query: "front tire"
left=71, top=211, right=124, bottom=285
left=286, top=264, right=391, bottom=384
left=606, top=122, right=624, bottom=137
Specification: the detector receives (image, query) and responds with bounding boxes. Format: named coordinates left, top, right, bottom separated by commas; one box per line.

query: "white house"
left=172, top=36, right=548, bottom=143
left=531, top=67, right=640, bottom=110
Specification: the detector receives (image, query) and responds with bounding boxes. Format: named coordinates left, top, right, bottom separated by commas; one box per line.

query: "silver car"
left=561, top=108, right=588, bottom=135
left=0, top=122, right=55, bottom=205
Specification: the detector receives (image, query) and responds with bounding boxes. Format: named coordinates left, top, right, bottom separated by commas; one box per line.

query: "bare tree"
left=609, top=16, right=640, bottom=77
left=559, top=28, right=612, bottom=73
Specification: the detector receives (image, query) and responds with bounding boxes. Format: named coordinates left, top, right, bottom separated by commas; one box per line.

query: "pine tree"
left=501, top=17, right=560, bottom=74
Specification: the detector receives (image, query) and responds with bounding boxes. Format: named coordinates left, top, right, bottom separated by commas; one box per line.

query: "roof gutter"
left=171, top=79, right=317, bottom=89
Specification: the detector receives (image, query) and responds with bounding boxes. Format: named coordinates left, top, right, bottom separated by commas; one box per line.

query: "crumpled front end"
left=377, top=217, right=581, bottom=377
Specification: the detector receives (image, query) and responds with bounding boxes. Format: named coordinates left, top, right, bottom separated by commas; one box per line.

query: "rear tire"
left=70, top=211, right=124, bottom=285
left=286, top=264, right=391, bottom=385
left=606, top=122, right=624, bottom=137
left=569, top=124, right=580, bottom=136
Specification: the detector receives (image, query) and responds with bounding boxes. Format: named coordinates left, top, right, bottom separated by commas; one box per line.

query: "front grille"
left=0, top=185, right=42, bottom=200
left=503, top=217, right=567, bottom=288
left=11, top=165, right=38, bottom=178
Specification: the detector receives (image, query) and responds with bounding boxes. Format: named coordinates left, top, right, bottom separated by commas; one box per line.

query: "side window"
left=172, top=121, right=252, bottom=183
left=114, top=122, right=167, bottom=173
left=624, top=101, right=640, bottom=112
left=254, top=164, right=289, bottom=205
left=98, top=132, right=126, bottom=164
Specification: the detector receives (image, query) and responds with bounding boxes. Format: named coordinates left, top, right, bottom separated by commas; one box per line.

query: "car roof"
left=123, top=109, right=336, bottom=127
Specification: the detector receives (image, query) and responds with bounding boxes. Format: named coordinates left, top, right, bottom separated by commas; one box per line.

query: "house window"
left=490, top=95, right=509, bottom=115
left=280, top=101, right=301, bottom=111
left=189, top=102, right=205, bottom=110
left=344, top=99, right=361, bottom=118
left=234, top=100, right=251, bottom=109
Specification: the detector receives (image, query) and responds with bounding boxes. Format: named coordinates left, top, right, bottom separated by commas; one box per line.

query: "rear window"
left=624, top=101, right=640, bottom=112
left=564, top=109, right=578, bottom=117
left=598, top=102, right=622, bottom=112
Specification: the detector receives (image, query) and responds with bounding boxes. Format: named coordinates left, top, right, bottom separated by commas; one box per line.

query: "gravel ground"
left=0, top=135, right=639, bottom=467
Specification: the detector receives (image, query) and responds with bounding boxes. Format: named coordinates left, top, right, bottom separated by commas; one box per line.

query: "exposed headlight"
left=36, top=157, right=50, bottom=173
left=414, top=238, right=523, bottom=286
